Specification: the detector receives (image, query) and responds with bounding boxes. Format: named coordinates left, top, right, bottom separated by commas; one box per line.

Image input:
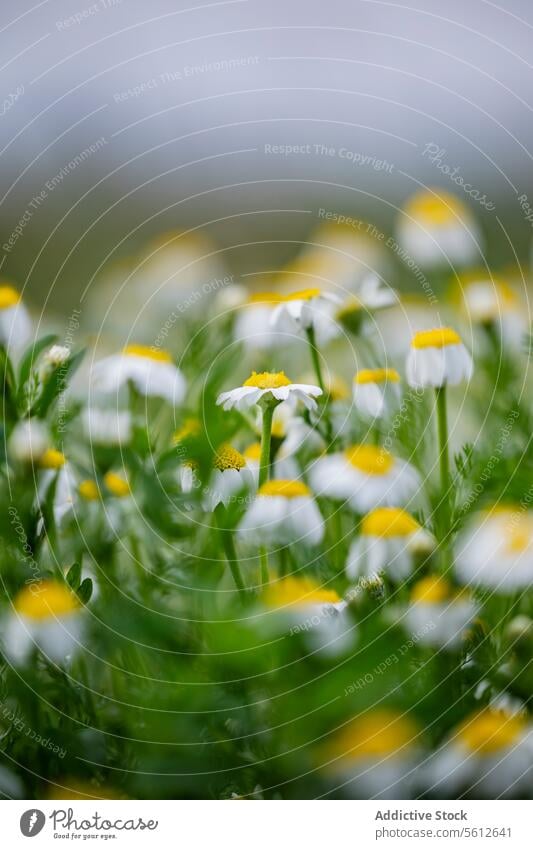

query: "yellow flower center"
left=410, top=575, right=452, bottom=604
left=14, top=580, right=80, bottom=620
left=173, top=418, right=201, bottom=443
left=354, top=368, right=400, bottom=385
left=79, top=479, right=100, bottom=500
left=104, top=471, right=131, bottom=498
left=258, top=479, right=311, bottom=498
left=244, top=442, right=261, bottom=461
left=326, top=709, right=420, bottom=761
left=336, top=297, right=362, bottom=320
left=457, top=710, right=526, bottom=755
left=0, top=284, right=21, bottom=310
left=263, top=576, right=340, bottom=608
left=504, top=515, right=533, bottom=553
left=345, top=445, right=394, bottom=475
left=39, top=448, right=66, bottom=470
left=362, top=507, right=420, bottom=538
left=246, top=291, right=284, bottom=305
left=243, top=371, right=292, bottom=389
left=214, top=444, right=246, bottom=471
left=122, top=344, right=173, bottom=364
left=282, top=287, right=321, bottom=302
left=404, top=190, right=468, bottom=225
left=411, top=327, right=462, bottom=349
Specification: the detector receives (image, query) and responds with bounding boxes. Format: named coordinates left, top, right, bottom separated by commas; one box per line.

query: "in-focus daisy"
left=421, top=709, right=533, bottom=798
left=457, top=273, right=527, bottom=350
left=405, top=576, right=477, bottom=650
left=353, top=368, right=401, bottom=419
left=406, top=327, right=473, bottom=389
left=233, top=291, right=285, bottom=350
left=2, top=581, right=83, bottom=665
left=91, top=345, right=186, bottom=404
left=346, top=507, right=433, bottom=583
left=310, top=445, right=421, bottom=513
left=396, top=189, right=481, bottom=269
left=238, top=480, right=325, bottom=546
left=8, top=418, right=49, bottom=465
left=217, top=371, right=322, bottom=412
left=205, top=444, right=255, bottom=510
left=270, top=288, right=342, bottom=345
left=321, top=709, right=422, bottom=799
left=0, top=283, right=32, bottom=353
left=82, top=407, right=132, bottom=446
left=260, top=576, right=352, bottom=656
left=455, top=508, right=533, bottom=592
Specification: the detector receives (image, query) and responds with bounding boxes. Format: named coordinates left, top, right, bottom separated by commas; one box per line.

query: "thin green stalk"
left=214, top=507, right=246, bottom=600
left=258, top=403, right=275, bottom=488
left=305, top=326, right=333, bottom=449
left=436, top=385, right=451, bottom=563
left=259, top=546, right=269, bottom=586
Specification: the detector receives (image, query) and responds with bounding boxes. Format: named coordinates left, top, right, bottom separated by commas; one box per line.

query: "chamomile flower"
left=270, top=288, right=342, bottom=345
left=455, top=508, right=533, bottom=591
left=405, top=576, right=477, bottom=651
left=336, top=274, right=397, bottom=335
left=0, top=283, right=32, bottom=353
left=8, top=418, right=49, bottom=465
left=233, top=291, right=285, bottom=350
left=2, top=581, right=83, bottom=665
left=217, top=371, right=322, bottom=412
left=206, top=445, right=255, bottom=510
left=37, top=449, right=77, bottom=527
left=457, top=273, right=527, bottom=350
left=91, top=345, right=186, bottom=404
left=346, top=507, right=433, bottom=583
left=38, top=345, right=71, bottom=381
left=421, top=709, right=533, bottom=798
left=397, top=189, right=481, bottom=269
left=406, top=327, right=473, bottom=388
left=238, top=480, right=325, bottom=546
left=260, top=576, right=352, bottom=656
left=310, top=445, right=421, bottom=513
left=353, top=368, right=402, bottom=419
left=321, top=709, right=422, bottom=799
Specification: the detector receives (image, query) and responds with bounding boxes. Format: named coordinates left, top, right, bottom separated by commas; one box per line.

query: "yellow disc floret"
left=456, top=709, right=526, bottom=755
left=325, top=709, right=420, bottom=762
left=258, top=479, right=310, bottom=499
left=410, top=575, right=451, bottom=604
left=362, top=507, right=420, bottom=538
left=246, top=291, right=284, bottom=305
left=244, top=442, right=261, bottom=461
left=411, top=328, right=462, bottom=349
left=104, top=471, right=131, bottom=498
left=282, top=287, right=321, bottom=301
left=243, top=371, right=292, bottom=389
left=263, top=575, right=340, bottom=608
left=173, top=418, right=201, bottom=444
left=404, top=190, right=468, bottom=225
left=39, top=449, right=66, bottom=470
left=0, top=284, right=21, bottom=310
left=15, top=580, right=80, bottom=620
left=345, top=445, right=394, bottom=475
left=122, top=344, right=173, bottom=363
left=355, top=368, right=400, bottom=385
left=214, top=444, right=246, bottom=471
left=79, top=479, right=100, bottom=500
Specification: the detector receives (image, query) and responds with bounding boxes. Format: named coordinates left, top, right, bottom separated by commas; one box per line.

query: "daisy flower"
left=406, top=327, right=473, bottom=389
left=346, top=507, right=433, bottom=583
left=458, top=273, right=527, bottom=350
left=259, top=576, right=352, bottom=656
left=336, top=273, right=397, bottom=335
left=421, top=709, right=533, bottom=798
left=310, top=445, right=421, bottom=513
left=405, top=576, right=477, bottom=651
left=0, top=283, right=32, bottom=353
left=37, top=449, right=77, bottom=527
left=396, top=189, right=481, bottom=269
left=2, top=581, right=83, bottom=665
left=454, top=508, right=533, bottom=592
left=8, top=418, right=49, bottom=465
left=238, top=480, right=325, bottom=546
left=38, top=345, right=71, bottom=381
left=217, top=371, right=322, bottom=412
left=353, top=368, right=401, bottom=419
left=321, top=709, right=422, bottom=799
left=91, top=344, right=186, bottom=404
left=270, top=288, right=342, bottom=345
left=205, top=444, right=255, bottom=510
left=233, top=291, right=285, bottom=350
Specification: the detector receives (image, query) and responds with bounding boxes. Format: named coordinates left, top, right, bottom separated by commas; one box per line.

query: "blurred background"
left=1, top=0, right=533, bottom=320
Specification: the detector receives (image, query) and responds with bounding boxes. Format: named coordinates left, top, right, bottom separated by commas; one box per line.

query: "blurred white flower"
left=238, top=480, right=324, bottom=547
left=8, top=419, right=49, bottom=464
left=353, top=368, right=401, bottom=419
left=455, top=508, right=533, bottom=592
left=406, top=327, right=473, bottom=388
left=405, top=576, right=477, bottom=651
left=270, top=288, right=342, bottom=345
left=0, top=283, right=32, bottom=354
left=346, top=507, right=433, bottom=583
left=91, top=344, right=186, bottom=404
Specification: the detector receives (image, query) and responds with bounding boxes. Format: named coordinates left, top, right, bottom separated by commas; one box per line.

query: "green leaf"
left=76, top=578, right=93, bottom=604
left=17, top=334, right=58, bottom=394
left=66, top=562, right=82, bottom=590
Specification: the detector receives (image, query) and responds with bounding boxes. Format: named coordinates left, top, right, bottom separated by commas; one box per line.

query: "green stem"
left=436, top=385, right=451, bottom=562
left=258, top=403, right=275, bottom=488
left=260, top=546, right=269, bottom=586
left=214, top=508, right=246, bottom=600
left=305, top=326, right=333, bottom=449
